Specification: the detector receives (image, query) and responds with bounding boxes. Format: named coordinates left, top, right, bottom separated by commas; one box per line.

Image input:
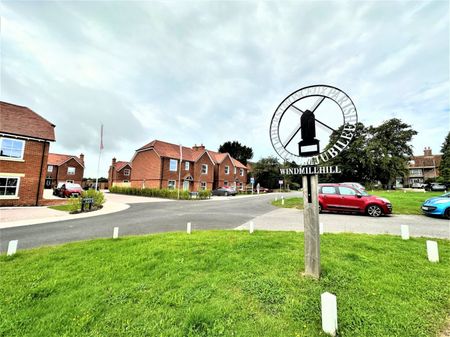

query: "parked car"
left=319, top=183, right=392, bottom=217
left=421, top=192, right=450, bottom=219
left=212, top=186, right=237, bottom=196
left=53, top=183, right=83, bottom=198
left=342, top=182, right=366, bottom=191
left=411, top=182, right=426, bottom=189
left=425, top=183, right=447, bottom=192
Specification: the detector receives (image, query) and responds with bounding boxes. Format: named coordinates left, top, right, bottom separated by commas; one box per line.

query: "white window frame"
left=168, top=180, right=176, bottom=190
left=47, top=165, right=53, bottom=172
left=0, top=137, right=25, bottom=160
left=240, top=168, right=244, bottom=176
left=234, top=167, right=237, bottom=174
left=123, top=168, right=130, bottom=176
left=201, top=164, right=208, bottom=174
left=200, top=181, right=207, bottom=190
left=224, top=180, right=228, bottom=186
left=0, top=176, right=21, bottom=198
left=66, top=180, right=74, bottom=183
left=225, top=165, right=230, bottom=174
left=185, top=162, right=190, bottom=170
left=169, top=159, right=178, bottom=172
left=67, top=166, right=76, bottom=175
left=239, top=182, right=244, bottom=190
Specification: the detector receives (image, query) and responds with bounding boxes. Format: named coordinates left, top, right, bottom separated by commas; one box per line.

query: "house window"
left=123, top=180, right=129, bottom=183
left=225, top=165, right=230, bottom=174
left=240, top=168, right=244, bottom=176
left=185, top=162, right=190, bottom=170
left=200, top=182, right=207, bottom=190
left=169, top=159, right=178, bottom=171
left=47, top=165, right=53, bottom=172
left=201, top=164, right=208, bottom=174
left=66, top=180, right=74, bottom=184
left=168, top=180, right=176, bottom=190
left=239, top=182, right=243, bottom=190
left=67, top=167, right=76, bottom=175
left=0, top=138, right=25, bottom=159
left=234, top=167, right=237, bottom=174
left=224, top=180, right=228, bottom=186
left=123, top=168, right=130, bottom=176
left=0, top=177, right=20, bottom=197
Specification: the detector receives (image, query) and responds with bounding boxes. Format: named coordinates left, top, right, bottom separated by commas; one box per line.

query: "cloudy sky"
left=2, top=0, right=449, bottom=177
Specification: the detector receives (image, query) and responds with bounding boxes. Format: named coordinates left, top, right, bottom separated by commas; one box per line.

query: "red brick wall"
left=0, top=139, right=49, bottom=206
left=130, top=150, right=161, bottom=188
left=193, top=152, right=214, bottom=191
left=55, top=159, right=84, bottom=185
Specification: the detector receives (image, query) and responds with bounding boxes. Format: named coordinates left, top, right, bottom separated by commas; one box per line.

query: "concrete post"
left=302, top=174, right=320, bottom=278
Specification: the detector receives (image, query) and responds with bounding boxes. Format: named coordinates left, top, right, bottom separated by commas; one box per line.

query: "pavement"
left=236, top=208, right=450, bottom=239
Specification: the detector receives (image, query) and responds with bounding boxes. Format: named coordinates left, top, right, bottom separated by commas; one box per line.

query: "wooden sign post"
left=303, top=173, right=320, bottom=278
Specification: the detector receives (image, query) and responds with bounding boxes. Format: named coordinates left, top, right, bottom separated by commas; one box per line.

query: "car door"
left=319, top=186, right=340, bottom=210
left=337, top=186, right=365, bottom=211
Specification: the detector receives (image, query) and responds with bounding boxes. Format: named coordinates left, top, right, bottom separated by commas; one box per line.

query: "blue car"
left=421, top=192, right=450, bottom=219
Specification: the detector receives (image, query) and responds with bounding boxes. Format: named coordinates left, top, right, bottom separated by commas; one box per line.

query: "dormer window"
left=225, top=165, right=230, bottom=174
left=123, top=168, right=130, bottom=176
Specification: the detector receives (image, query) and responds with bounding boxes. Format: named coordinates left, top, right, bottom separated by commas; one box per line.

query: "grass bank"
left=48, top=204, right=73, bottom=212
left=1, top=231, right=449, bottom=337
left=271, top=191, right=443, bottom=215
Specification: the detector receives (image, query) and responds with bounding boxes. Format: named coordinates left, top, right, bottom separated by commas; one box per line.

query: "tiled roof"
left=0, top=101, right=55, bottom=141
left=48, top=153, right=84, bottom=167
left=137, top=139, right=247, bottom=168
left=410, top=154, right=442, bottom=168
left=115, top=161, right=131, bottom=171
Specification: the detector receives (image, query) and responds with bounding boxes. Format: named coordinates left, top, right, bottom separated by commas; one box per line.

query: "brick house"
left=108, top=158, right=132, bottom=187
left=0, top=101, right=55, bottom=206
left=407, top=147, right=443, bottom=186
left=46, top=153, right=85, bottom=188
left=130, top=140, right=247, bottom=191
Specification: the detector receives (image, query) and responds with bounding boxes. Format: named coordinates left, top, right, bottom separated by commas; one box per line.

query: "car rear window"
left=321, top=186, right=337, bottom=194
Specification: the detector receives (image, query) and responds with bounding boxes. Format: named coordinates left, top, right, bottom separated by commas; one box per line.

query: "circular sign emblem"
left=270, top=85, right=358, bottom=166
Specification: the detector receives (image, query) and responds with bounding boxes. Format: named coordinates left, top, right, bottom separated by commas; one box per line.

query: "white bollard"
left=281, top=198, right=285, bottom=205
left=187, top=222, right=192, bottom=234
left=275, top=196, right=278, bottom=202
left=113, top=227, right=119, bottom=239
left=403, top=190, right=406, bottom=193
left=7, top=240, right=18, bottom=256
left=320, top=222, right=324, bottom=235
left=400, top=225, right=409, bottom=240
left=321, top=292, right=338, bottom=336
left=249, top=221, right=254, bottom=234
left=426, top=241, right=439, bottom=262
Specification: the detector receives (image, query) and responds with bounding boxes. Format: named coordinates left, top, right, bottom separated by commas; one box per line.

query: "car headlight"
left=433, top=200, right=449, bottom=204
left=376, top=198, right=390, bottom=203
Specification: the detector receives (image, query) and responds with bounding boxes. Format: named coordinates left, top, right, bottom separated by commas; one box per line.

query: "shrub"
left=68, top=196, right=81, bottom=213
left=197, top=189, right=211, bottom=199
left=109, top=186, right=196, bottom=200
left=82, top=189, right=105, bottom=207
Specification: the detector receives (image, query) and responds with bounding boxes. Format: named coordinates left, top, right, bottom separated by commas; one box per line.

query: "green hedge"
left=109, top=186, right=211, bottom=200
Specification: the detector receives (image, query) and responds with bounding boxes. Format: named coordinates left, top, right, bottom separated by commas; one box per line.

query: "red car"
left=318, top=183, right=392, bottom=217
left=54, top=183, right=83, bottom=198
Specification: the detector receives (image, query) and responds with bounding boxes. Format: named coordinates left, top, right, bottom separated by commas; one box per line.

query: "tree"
left=438, top=131, right=450, bottom=183
left=322, top=122, right=376, bottom=184
left=218, top=141, right=253, bottom=165
left=252, top=156, right=281, bottom=189
left=368, top=118, right=417, bottom=188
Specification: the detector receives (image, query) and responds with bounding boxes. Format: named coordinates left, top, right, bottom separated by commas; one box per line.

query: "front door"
left=45, top=178, right=52, bottom=189
left=183, top=180, right=190, bottom=191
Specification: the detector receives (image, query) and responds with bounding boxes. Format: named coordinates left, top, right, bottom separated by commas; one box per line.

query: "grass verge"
left=48, top=204, right=72, bottom=212
left=1, top=231, right=449, bottom=337
left=272, top=197, right=304, bottom=209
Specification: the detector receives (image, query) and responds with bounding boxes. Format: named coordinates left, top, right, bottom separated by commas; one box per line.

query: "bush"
left=197, top=189, right=211, bottom=199
left=109, top=186, right=213, bottom=200
left=82, top=189, right=105, bottom=207
left=68, top=196, right=81, bottom=213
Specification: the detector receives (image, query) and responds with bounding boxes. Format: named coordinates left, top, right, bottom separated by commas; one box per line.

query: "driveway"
left=1, top=192, right=448, bottom=252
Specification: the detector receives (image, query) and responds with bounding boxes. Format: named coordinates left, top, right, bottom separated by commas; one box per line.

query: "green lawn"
left=1, top=231, right=449, bottom=337
left=272, top=191, right=444, bottom=215
left=48, top=204, right=72, bottom=212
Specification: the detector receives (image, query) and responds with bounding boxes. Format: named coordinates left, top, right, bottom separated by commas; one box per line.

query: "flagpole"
left=95, top=124, right=104, bottom=190
left=178, top=144, right=182, bottom=199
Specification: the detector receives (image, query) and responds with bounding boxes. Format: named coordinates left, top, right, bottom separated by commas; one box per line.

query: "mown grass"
left=48, top=204, right=72, bottom=212
left=1, top=231, right=449, bottom=337
left=272, top=191, right=443, bottom=215
left=371, top=190, right=443, bottom=215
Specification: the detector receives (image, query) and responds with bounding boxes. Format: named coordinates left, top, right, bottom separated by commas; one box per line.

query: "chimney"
left=79, top=153, right=84, bottom=163
left=112, top=157, right=117, bottom=165
left=424, top=147, right=432, bottom=156
left=193, top=144, right=206, bottom=151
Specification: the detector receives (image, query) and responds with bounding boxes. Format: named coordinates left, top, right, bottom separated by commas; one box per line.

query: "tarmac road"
left=1, top=193, right=448, bottom=252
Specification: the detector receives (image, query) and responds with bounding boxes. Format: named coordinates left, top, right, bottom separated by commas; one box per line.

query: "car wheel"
left=445, top=208, right=450, bottom=220
left=319, top=203, right=322, bottom=213
left=367, top=205, right=383, bottom=217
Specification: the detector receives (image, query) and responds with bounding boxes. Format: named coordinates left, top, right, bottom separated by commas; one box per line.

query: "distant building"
left=0, top=101, right=55, bottom=206
left=130, top=140, right=248, bottom=191
left=407, top=147, right=442, bottom=186
left=46, top=153, right=85, bottom=188
left=108, top=158, right=132, bottom=187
